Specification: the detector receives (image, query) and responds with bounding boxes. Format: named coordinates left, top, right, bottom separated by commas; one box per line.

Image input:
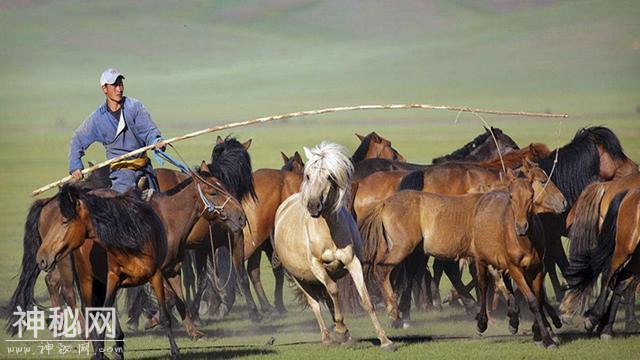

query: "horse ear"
left=199, top=160, right=209, bottom=173
left=242, top=139, right=252, bottom=151
left=303, top=146, right=313, bottom=160
left=59, top=185, right=81, bottom=220
left=371, top=131, right=381, bottom=142
left=294, top=151, right=303, bottom=163
left=355, top=133, right=365, bottom=141
left=216, top=136, right=224, bottom=145
left=281, top=151, right=289, bottom=164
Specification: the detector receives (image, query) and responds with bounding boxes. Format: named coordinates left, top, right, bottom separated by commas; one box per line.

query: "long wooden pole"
left=32, top=103, right=568, bottom=196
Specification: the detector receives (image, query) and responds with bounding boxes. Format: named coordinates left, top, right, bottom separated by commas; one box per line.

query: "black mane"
left=432, top=127, right=518, bottom=164
left=351, top=133, right=376, bottom=164
left=209, top=136, right=256, bottom=201
left=538, top=126, right=620, bottom=206
left=58, top=184, right=165, bottom=253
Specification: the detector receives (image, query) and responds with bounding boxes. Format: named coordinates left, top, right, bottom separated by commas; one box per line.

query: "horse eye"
left=305, top=175, right=310, bottom=180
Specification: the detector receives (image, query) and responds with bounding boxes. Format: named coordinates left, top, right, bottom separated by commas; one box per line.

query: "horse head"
left=505, top=169, right=534, bottom=236
left=302, top=142, right=353, bottom=218
left=196, top=161, right=247, bottom=233
left=354, top=132, right=405, bottom=163
left=36, top=184, right=92, bottom=272
left=520, top=159, right=567, bottom=214
left=281, top=151, right=305, bottom=174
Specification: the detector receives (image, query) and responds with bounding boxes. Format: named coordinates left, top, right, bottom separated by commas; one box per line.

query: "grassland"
left=0, top=0, right=639, bottom=358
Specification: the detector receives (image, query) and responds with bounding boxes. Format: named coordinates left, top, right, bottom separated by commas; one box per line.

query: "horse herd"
left=3, top=126, right=640, bottom=358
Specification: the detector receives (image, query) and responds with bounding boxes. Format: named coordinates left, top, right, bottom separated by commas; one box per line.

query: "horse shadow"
left=133, top=346, right=276, bottom=359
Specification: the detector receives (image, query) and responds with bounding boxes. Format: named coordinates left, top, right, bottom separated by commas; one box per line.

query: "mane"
left=350, top=133, right=375, bottom=163
left=58, top=184, right=165, bottom=253
left=479, top=143, right=551, bottom=169
left=538, top=127, right=607, bottom=206
left=585, top=126, right=627, bottom=160
left=209, top=136, right=257, bottom=201
left=432, top=127, right=518, bottom=164
left=302, top=142, right=353, bottom=214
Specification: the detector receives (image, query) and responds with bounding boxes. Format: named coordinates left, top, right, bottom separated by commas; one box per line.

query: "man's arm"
left=130, top=101, right=163, bottom=146
left=68, top=116, right=98, bottom=177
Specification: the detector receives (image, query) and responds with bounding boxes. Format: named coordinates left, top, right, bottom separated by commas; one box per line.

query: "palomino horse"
left=359, top=170, right=565, bottom=347
left=561, top=186, right=640, bottom=339
left=359, top=163, right=566, bottom=328
left=353, top=126, right=519, bottom=180
left=537, top=126, right=638, bottom=301
left=274, top=142, right=394, bottom=350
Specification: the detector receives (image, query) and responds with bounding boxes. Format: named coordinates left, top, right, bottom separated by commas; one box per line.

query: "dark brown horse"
left=536, top=126, right=638, bottom=301
left=561, top=186, right=640, bottom=339
left=359, top=170, right=565, bottom=347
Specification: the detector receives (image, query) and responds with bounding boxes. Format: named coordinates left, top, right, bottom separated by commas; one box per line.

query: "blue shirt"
left=68, top=97, right=162, bottom=173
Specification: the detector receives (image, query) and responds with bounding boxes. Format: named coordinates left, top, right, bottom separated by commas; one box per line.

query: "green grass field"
left=1, top=0, right=639, bottom=358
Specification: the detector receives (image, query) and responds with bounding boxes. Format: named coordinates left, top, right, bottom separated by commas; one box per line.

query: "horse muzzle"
left=516, top=222, right=529, bottom=236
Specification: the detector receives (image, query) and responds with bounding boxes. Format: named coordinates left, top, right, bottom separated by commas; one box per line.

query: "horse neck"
left=152, top=181, right=202, bottom=245
left=614, top=158, right=639, bottom=179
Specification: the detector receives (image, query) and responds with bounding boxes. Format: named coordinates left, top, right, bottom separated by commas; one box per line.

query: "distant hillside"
left=0, top=0, right=638, bottom=126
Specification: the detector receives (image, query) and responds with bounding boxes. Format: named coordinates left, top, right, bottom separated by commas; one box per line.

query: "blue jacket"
left=68, top=97, right=162, bottom=192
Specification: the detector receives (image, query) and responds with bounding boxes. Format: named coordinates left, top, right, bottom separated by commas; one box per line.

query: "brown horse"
left=359, top=163, right=566, bottom=327
left=537, top=126, right=638, bottom=301
left=353, top=126, right=519, bottom=180
left=561, top=186, right=640, bottom=339
left=360, top=170, right=565, bottom=347
left=27, top=171, right=244, bottom=359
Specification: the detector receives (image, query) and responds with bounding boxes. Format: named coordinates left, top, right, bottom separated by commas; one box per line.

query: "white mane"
left=301, top=142, right=353, bottom=214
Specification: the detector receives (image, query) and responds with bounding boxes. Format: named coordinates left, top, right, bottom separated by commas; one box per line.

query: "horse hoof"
left=476, top=323, right=487, bottom=335
left=402, top=321, right=411, bottom=329
left=381, top=342, right=395, bottom=352
left=600, top=333, right=612, bottom=340
left=545, top=342, right=558, bottom=350
left=509, top=324, right=518, bottom=335
left=584, top=318, right=596, bottom=333
left=335, top=330, right=352, bottom=344
left=534, top=340, right=544, bottom=348
left=276, top=305, right=287, bottom=315
left=126, top=322, right=138, bottom=333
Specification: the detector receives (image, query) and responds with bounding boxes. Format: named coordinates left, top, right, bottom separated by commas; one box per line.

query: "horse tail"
left=398, top=170, right=424, bottom=191
left=561, top=190, right=627, bottom=318
left=566, top=182, right=606, bottom=254
left=4, top=199, right=45, bottom=335
left=358, top=202, right=387, bottom=280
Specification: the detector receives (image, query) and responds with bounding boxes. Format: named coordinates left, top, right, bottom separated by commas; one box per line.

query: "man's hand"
left=154, top=140, right=167, bottom=152
left=71, top=169, right=84, bottom=182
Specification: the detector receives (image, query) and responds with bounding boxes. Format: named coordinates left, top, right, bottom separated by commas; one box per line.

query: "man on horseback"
left=68, top=68, right=166, bottom=193
left=68, top=68, right=165, bottom=331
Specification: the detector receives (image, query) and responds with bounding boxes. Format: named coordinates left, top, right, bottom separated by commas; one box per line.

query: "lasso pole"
left=32, top=103, right=568, bottom=196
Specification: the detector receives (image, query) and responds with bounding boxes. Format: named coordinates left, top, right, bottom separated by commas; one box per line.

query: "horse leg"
left=166, top=273, right=206, bottom=340
left=344, top=257, right=394, bottom=350
left=373, top=260, right=402, bottom=328
left=509, top=265, right=556, bottom=348
left=502, top=273, right=520, bottom=334
left=623, top=276, right=640, bottom=332
left=293, top=279, right=332, bottom=345
left=191, top=249, right=209, bottom=321
left=247, top=248, right=273, bottom=315
left=599, top=271, right=635, bottom=339
left=531, top=268, right=559, bottom=344
left=431, top=258, right=443, bottom=310
left=265, top=243, right=287, bottom=314
left=101, top=276, right=125, bottom=360
left=231, top=231, right=262, bottom=323
left=149, top=271, right=179, bottom=360
left=443, top=260, right=477, bottom=314
left=474, top=261, right=490, bottom=334
left=307, top=258, right=350, bottom=341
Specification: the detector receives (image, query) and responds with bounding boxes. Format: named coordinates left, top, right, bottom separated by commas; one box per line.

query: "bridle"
left=196, top=182, right=232, bottom=219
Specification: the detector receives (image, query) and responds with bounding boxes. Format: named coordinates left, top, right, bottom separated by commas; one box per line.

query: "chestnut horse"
left=359, top=170, right=565, bottom=347
left=274, top=142, right=394, bottom=350
left=359, top=163, right=566, bottom=328
left=561, top=186, right=640, bottom=339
